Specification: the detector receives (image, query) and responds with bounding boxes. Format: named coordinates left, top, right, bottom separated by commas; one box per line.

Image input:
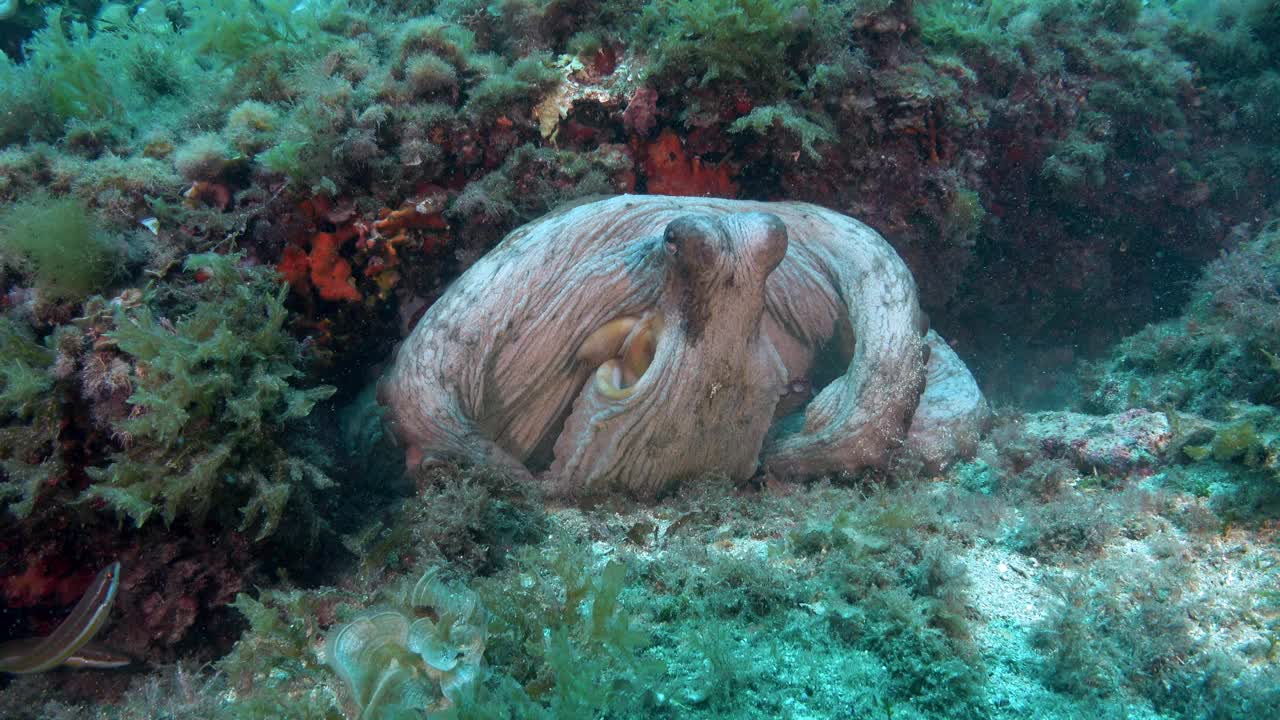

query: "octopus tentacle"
left=904, top=331, right=992, bottom=472
left=756, top=206, right=928, bottom=478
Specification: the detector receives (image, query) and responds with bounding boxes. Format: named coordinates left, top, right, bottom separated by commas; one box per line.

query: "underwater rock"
left=379, top=195, right=988, bottom=497
left=1021, top=409, right=1172, bottom=475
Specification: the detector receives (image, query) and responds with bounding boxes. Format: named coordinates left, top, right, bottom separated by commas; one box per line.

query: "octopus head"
left=553, top=211, right=790, bottom=495
left=577, top=211, right=787, bottom=400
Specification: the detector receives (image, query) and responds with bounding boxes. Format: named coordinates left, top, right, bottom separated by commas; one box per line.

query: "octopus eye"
left=663, top=239, right=678, bottom=256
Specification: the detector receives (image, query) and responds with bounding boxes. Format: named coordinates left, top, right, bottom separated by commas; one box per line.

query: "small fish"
left=139, top=217, right=160, bottom=235
left=0, top=561, right=130, bottom=674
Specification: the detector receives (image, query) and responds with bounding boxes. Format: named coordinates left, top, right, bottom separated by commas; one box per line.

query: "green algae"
left=180, top=0, right=352, bottom=68
left=86, top=253, right=335, bottom=539
left=727, top=103, right=835, bottom=161
left=462, top=53, right=562, bottom=121
left=1207, top=421, right=1265, bottom=464
left=10, top=8, right=121, bottom=129
left=0, top=192, right=121, bottom=302
left=639, top=0, right=843, bottom=116
left=0, top=318, right=63, bottom=519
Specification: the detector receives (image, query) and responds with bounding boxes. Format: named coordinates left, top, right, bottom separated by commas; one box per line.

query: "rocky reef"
left=0, top=1, right=1277, bottom=719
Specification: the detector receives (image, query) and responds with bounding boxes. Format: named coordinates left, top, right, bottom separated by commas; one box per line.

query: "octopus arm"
left=761, top=208, right=927, bottom=477
left=904, top=331, right=992, bottom=472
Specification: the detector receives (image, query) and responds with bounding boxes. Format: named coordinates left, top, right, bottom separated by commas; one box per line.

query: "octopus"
left=379, top=195, right=989, bottom=498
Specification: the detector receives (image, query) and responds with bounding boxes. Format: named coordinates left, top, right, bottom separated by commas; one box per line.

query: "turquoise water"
left=0, top=1, right=1277, bottom=718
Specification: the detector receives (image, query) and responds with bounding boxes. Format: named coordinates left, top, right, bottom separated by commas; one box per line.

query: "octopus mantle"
left=379, top=195, right=989, bottom=497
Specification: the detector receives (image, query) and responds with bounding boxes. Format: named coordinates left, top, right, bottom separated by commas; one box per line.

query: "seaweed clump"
left=85, top=252, right=336, bottom=540
left=0, top=192, right=122, bottom=302
left=211, top=533, right=656, bottom=719
left=1034, top=549, right=1280, bottom=717
left=639, top=0, right=842, bottom=103
left=0, top=318, right=66, bottom=517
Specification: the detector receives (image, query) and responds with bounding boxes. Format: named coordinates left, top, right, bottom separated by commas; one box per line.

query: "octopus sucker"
left=589, top=312, right=663, bottom=399
left=577, top=316, right=639, bottom=365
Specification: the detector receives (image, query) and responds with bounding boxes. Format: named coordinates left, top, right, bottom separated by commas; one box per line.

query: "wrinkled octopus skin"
left=378, top=195, right=990, bottom=497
